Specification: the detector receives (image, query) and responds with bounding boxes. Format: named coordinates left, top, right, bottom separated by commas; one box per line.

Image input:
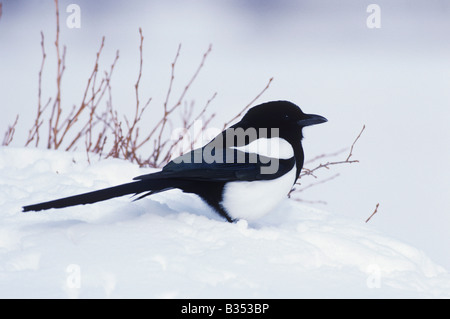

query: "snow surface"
left=1, top=147, right=449, bottom=298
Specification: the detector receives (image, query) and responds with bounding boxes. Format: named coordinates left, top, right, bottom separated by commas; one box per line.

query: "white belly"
left=220, top=167, right=296, bottom=221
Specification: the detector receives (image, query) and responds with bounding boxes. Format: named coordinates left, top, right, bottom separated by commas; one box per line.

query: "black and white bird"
left=22, top=101, right=327, bottom=222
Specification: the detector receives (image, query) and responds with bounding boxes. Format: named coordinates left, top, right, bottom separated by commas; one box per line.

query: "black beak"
left=297, top=113, right=328, bottom=127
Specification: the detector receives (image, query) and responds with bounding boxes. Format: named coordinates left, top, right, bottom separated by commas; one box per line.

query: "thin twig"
left=304, top=148, right=347, bottom=165
left=153, top=44, right=213, bottom=163
left=365, top=203, right=380, bottom=223
left=294, top=173, right=340, bottom=193
left=161, top=92, right=218, bottom=164
left=62, top=37, right=108, bottom=151
left=134, top=44, right=213, bottom=167
left=300, top=124, right=365, bottom=179
left=2, top=115, right=19, bottom=146
left=123, top=27, right=147, bottom=159
left=48, top=0, right=67, bottom=149
left=346, top=124, right=365, bottom=161
left=222, top=77, right=273, bottom=129
left=26, top=31, right=51, bottom=147
left=290, top=124, right=366, bottom=201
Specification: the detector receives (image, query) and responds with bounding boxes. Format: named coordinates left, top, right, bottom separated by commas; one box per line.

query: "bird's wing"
left=133, top=148, right=295, bottom=182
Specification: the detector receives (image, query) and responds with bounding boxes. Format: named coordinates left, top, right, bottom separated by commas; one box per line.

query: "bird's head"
left=240, top=100, right=327, bottom=136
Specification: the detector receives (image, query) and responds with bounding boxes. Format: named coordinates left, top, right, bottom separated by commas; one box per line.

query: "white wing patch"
left=230, top=137, right=294, bottom=160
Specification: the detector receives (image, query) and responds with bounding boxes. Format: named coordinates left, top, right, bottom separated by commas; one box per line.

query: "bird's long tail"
left=22, top=178, right=171, bottom=212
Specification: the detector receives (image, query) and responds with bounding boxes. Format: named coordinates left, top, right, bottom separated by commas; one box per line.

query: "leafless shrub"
left=290, top=125, right=366, bottom=202
left=301, top=125, right=365, bottom=178
left=3, top=0, right=274, bottom=168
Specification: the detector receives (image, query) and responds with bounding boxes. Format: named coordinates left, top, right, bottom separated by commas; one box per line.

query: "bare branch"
left=300, top=124, right=366, bottom=179
left=222, top=77, right=273, bottom=129
left=289, top=124, right=366, bottom=202
left=132, top=44, right=213, bottom=167
left=304, top=148, right=347, bottom=165
left=62, top=37, right=108, bottom=151
left=365, top=203, right=380, bottom=223
left=47, top=0, right=67, bottom=149
left=346, top=124, right=365, bottom=161
left=2, top=115, right=19, bottom=146
left=161, top=92, right=218, bottom=164
left=26, top=31, right=51, bottom=147
left=293, top=173, right=340, bottom=194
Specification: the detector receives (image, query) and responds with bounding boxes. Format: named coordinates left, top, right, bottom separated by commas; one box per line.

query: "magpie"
left=22, top=101, right=327, bottom=222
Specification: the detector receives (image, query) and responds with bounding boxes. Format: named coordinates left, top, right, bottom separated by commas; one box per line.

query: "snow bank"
left=1, top=147, right=449, bottom=298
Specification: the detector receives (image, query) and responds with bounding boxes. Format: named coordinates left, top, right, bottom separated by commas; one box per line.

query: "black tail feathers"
left=22, top=179, right=172, bottom=212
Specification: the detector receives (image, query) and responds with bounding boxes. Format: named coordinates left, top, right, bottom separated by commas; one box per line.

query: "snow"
left=1, top=147, right=449, bottom=298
